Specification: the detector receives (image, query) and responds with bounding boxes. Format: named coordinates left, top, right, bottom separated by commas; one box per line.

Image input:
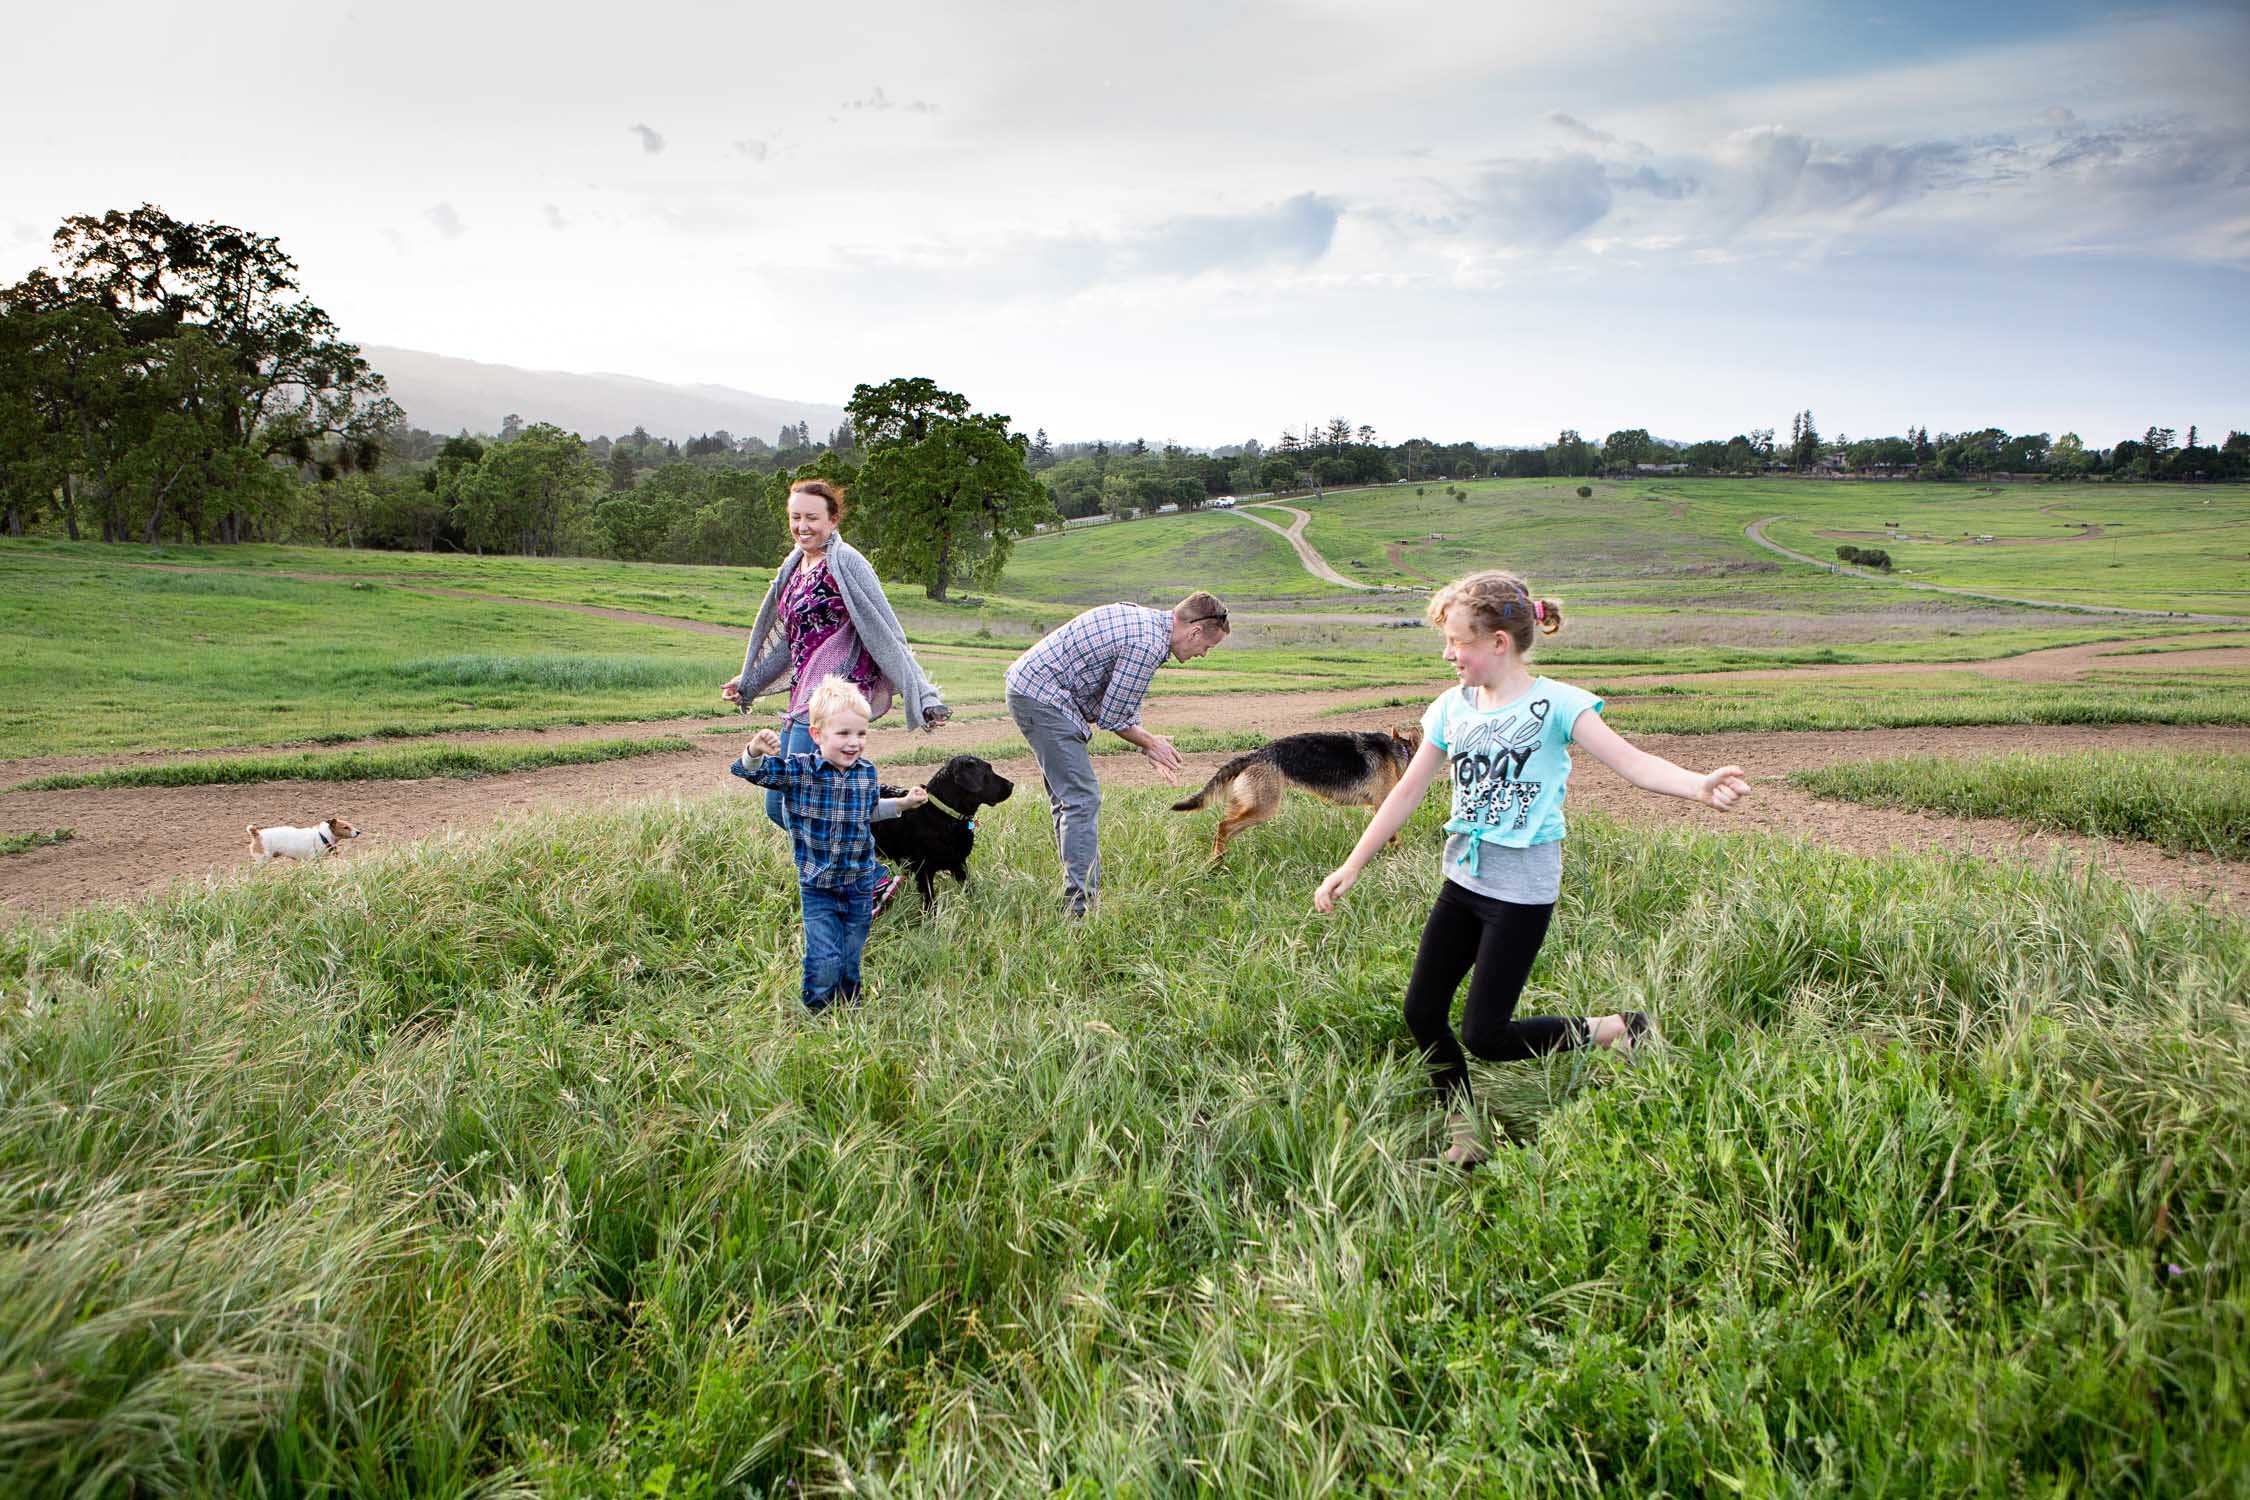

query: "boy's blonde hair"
left=805, top=674, right=873, bottom=729
left=1426, top=570, right=1562, bottom=652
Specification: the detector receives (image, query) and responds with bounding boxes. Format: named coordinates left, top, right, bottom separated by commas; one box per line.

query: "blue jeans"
left=763, top=719, right=817, bottom=831
left=800, top=873, right=879, bottom=1012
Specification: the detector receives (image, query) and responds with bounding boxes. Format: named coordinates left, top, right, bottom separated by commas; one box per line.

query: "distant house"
left=1634, top=462, right=1689, bottom=474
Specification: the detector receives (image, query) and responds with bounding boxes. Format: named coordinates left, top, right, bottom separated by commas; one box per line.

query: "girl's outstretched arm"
left=1314, top=737, right=1449, bottom=912
left=1571, top=711, right=1749, bottom=808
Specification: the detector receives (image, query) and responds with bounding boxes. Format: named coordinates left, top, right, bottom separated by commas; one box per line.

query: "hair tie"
left=1532, top=600, right=1546, bottom=623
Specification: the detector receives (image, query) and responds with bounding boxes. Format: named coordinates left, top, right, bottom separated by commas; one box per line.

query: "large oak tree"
left=846, top=378, right=1054, bottom=600
left=0, top=205, right=399, bottom=543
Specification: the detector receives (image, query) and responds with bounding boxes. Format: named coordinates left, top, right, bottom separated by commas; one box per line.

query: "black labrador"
left=875, top=754, right=1015, bottom=908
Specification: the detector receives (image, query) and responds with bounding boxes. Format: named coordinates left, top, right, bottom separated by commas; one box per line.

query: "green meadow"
left=3, top=791, right=2244, bottom=1494
left=6, top=476, right=2250, bottom=1495
left=10, top=475, right=2247, bottom=758
left=1044, top=477, right=2246, bottom=617
left=1794, top=749, right=2250, bottom=860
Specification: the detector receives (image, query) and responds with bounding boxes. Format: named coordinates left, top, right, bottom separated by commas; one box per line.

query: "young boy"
left=734, top=675, right=927, bottom=1012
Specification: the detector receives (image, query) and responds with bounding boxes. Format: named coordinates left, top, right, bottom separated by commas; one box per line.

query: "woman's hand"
left=1698, top=766, right=1750, bottom=809
left=1313, top=865, right=1358, bottom=914
left=746, top=729, right=781, bottom=758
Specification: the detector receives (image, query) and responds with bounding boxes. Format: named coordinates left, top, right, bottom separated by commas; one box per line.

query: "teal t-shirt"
left=1420, top=677, right=1604, bottom=861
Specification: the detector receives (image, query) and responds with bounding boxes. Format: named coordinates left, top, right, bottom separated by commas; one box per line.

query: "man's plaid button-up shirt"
left=1003, top=603, right=1172, bottom=732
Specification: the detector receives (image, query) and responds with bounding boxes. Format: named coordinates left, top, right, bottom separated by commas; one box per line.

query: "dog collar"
left=925, top=791, right=970, bottom=823
left=317, top=826, right=336, bottom=848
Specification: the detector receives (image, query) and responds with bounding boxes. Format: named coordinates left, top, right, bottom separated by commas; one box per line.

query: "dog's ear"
left=1394, top=724, right=1423, bottom=748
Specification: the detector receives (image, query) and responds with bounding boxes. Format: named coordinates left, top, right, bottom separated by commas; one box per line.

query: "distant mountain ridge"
left=363, top=346, right=847, bottom=445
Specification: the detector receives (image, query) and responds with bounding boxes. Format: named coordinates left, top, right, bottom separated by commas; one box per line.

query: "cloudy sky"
left=5, top=0, right=2246, bottom=446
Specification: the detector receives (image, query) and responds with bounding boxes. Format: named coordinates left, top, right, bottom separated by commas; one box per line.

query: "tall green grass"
left=389, top=654, right=719, bottom=693
left=0, top=828, right=72, bottom=856
left=1793, top=749, right=2250, bottom=859
left=2, top=792, right=2243, bottom=1494
left=13, top=737, right=699, bottom=792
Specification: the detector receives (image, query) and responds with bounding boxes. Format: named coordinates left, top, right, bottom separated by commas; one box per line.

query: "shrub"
left=1575, top=485, right=1592, bottom=498
left=1834, top=545, right=1894, bottom=571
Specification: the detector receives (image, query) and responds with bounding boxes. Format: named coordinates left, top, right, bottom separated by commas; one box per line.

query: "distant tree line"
left=1029, top=414, right=2248, bottom=522
left=6, top=208, right=2241, bottom=572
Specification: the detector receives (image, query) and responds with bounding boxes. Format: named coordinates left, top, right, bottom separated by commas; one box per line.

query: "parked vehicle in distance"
left=1212, top=495, right=1237, bottom=508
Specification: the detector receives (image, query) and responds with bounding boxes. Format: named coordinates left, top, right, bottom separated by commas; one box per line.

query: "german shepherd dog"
left=1171, top=726, right=1422, bottom=859
left=875, top=754, right=1016, bottom=908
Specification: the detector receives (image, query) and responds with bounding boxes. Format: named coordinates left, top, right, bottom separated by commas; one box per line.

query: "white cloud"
left=629, top=123, right=665, bottom=154
left=424, top=203, right=465, bottom=239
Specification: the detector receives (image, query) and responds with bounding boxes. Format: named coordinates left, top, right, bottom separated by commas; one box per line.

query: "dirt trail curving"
left=1385, top=541, right=1441, bottom=582
left=1235, top=504, right=1384, bottom=590
left=1591, top=632, right=2250, bottom=690
left=6, top=687, right=2245, bottom=917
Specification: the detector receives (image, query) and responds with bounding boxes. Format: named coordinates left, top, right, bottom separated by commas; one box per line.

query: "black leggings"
left=1403, top=880, right=1584, bottom=1105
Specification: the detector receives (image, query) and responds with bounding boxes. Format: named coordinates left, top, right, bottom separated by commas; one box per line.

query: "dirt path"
left=1235, top=504, right=1384, bottom=591
left=6, top=686, right=2245, bottom=916
left=1385, top=541, right=1440, bottom=582
left=1590, top=632, right=2250, bottom=689
left=1744, top=517, right=2247, bottom=622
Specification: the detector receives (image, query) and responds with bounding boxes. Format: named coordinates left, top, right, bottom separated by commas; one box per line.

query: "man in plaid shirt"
left=1005, top=590, right=1230, bottom=915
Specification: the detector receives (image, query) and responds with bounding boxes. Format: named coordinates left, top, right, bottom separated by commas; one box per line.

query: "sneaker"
left=870, top=874, right=902, bottom=918
left=1615, top=1011, right=1652, bottom=1055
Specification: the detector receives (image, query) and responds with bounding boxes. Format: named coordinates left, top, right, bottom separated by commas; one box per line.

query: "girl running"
left=1313, top=570, right=1749, bottom=1166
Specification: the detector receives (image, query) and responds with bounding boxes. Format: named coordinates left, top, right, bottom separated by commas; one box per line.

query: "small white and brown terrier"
left=246, top=816, right=361, bottom=863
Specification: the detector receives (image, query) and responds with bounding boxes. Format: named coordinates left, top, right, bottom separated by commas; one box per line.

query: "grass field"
left=3, top=790, right=2243, bottom=1494
left=12, top=737, right=700, bottom=792
left=9, top=520, right=2244, bottom=759
left=1005, top=509, right=1336, bottom=602
left=6, top=484, right=2250, bottom=1495
left=1793, top=749, right=2250, bottom=860
left=0, top=544, right=1431, bottom=757
left=1291, top=478, right=2250, bottom=617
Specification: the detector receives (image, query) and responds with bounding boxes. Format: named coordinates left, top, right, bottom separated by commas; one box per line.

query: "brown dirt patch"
left=1589, top=633, right=2250, bottom=690
left=7, top=687, right=2245, bottom=919
left=1385, top=541, right=1440, bottom=581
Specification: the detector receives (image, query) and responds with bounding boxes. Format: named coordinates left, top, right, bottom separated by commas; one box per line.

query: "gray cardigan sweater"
left=732, top=538, right=946, bottom=729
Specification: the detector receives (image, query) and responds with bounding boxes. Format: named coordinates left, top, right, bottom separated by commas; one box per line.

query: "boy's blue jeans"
left=763, top=719, right=817, bottom=831
left=800, top=873, right=879, bottom=1012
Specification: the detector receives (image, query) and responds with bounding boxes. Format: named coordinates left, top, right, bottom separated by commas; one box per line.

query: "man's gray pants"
left=1007, top=691, right=1101, bottom=914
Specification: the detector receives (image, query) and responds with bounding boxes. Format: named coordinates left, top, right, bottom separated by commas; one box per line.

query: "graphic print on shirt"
left=1449, top=698, right=1549, bottom=832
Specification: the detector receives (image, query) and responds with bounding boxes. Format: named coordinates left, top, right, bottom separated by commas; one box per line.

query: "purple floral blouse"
left=779, top=560, right=891, bottom=723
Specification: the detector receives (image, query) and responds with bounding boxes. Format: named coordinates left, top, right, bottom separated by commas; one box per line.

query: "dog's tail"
left=1170, top=753, right=1258, bottom=812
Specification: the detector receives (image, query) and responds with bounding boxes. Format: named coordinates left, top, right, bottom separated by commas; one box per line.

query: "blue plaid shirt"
left=733, top=752, right=887, bottom=888
left=1004, top=603, right=1172, bottom=732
